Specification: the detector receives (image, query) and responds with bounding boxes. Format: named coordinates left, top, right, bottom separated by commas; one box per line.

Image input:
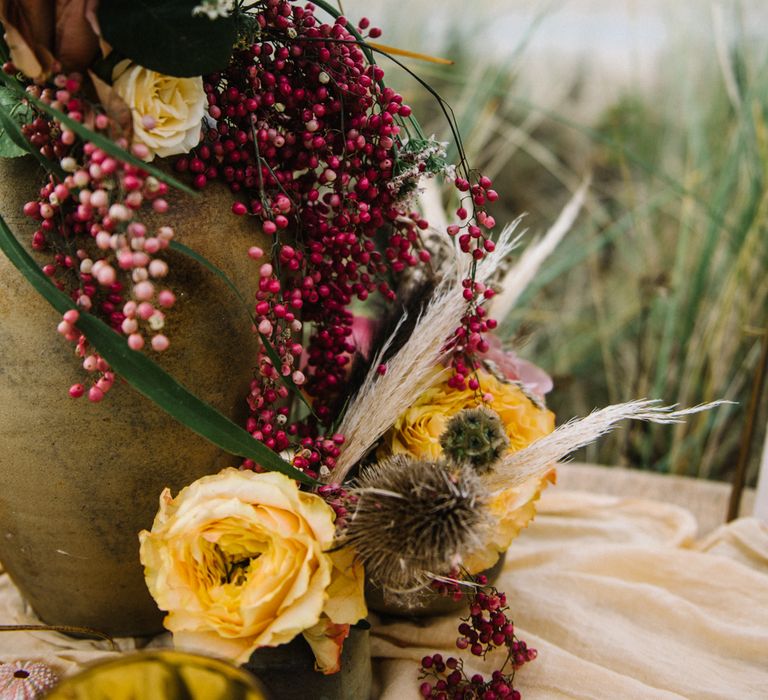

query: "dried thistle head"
left=343, top=455, right=490, bottom=594
left=439, top=406, right=509, bottom=472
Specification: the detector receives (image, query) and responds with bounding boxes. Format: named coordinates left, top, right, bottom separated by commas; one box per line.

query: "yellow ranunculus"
left=383, top=367, right=556, bottom=568
left=139, top=469, right=366, bottom=671
left=112, top=60, right=205, bottom=160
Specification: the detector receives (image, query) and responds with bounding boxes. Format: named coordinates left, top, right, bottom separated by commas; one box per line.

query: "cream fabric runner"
left=2, top=490, right=767, bottom=699
left=372, top=491, right=768, bottom=699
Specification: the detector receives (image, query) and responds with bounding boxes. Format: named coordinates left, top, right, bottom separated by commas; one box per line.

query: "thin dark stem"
left=728, top=326, right=768, bottom=520
left=249, top=115, right=267, bottom=204
left=0, top=624, right=119, bottom=651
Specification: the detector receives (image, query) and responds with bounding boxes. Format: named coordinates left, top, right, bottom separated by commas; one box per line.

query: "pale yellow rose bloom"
left=112, top=60, right=205, bottom=160
left=139, top=468, right=366, bottom=667
left=383, top=367, right=556, bottom=569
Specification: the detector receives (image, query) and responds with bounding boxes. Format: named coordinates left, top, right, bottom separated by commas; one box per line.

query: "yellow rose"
left=386, top=367, right=554, bottom=460
left=139, top=469, right=366, bottom=670
left=112, top=60, right=205, bottom=159
left=383, top=367, right=556, bottom=568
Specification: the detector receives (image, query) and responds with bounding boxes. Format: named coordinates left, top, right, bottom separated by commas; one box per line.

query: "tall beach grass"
left=363, top=1, right=768, bottom=484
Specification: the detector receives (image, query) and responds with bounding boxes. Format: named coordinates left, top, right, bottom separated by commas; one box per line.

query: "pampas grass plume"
left=484, top=399, right=733, bottom=492
left=329, top=222, right=523, bottom=483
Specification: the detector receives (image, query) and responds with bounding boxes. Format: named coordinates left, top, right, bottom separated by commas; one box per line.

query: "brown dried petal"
left=2, top=22, right=50, bottom=79
left=0, top=0, right=55, bottom=79
left=1, top=0, right=54, bottom=49
left=54, top=0, right=99, bottom=72
left=0, top=0, right=100, bottom=79
left=84, top=0, right=111, bottom=59
left=89, top=69, right=132, bottom=140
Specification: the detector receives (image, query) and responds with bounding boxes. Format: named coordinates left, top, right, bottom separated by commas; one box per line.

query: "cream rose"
left=112, top=60, right=205, bottom=159
left=139, top=469, right=366, bottom=669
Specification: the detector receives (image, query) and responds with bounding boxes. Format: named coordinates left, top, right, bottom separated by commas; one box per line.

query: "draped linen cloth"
left=2, top=490, right=767, bottom=699
left=371, top=491, right=768, bottom=699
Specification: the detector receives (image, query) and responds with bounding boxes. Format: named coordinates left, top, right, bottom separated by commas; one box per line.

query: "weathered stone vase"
left=0, top=157, right=266, bottom=636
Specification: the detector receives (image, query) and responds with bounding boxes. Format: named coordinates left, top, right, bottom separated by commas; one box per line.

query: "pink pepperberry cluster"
left=56, top=309, right=114, bottom=402
left=290, top=433, right=345, bottom=476
left=419, top=581, right=536, bottom=699
left=420, top=655, right=523, bottom=700
left=15, top=71, right=178, bottom=400
left=315, top=482, right=357, bottom=530
left=177, top=0, right=433, bottom=462
left=446, top=175, right=501, bottom=391
left=244, top=251, right=305, bottom=453
left=430, top=567, right=469, bottom=602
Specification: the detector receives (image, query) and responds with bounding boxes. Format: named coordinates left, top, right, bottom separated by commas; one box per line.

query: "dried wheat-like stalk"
left=329, top=221, right=523, bottom=483
left=327, top=280, right=453, bottom=482
left=488, top=175, right=590, bottom=322
left=484, top=399, right=733, bottom=492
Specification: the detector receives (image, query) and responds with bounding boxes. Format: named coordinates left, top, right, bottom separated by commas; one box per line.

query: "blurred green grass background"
left=351, top=0, right=768, bottom=484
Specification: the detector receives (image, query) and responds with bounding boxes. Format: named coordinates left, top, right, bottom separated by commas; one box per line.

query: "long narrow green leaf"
left=0, top=71, right=196, bottom=195
left=170, top=239, right=317, bottom=417
left=0, top=211, right=315, bottom=485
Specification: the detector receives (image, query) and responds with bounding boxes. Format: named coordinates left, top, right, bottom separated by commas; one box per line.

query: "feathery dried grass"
left=488, top=174, right=590, bottom=323
left=484, top=399, right=733, bottom=492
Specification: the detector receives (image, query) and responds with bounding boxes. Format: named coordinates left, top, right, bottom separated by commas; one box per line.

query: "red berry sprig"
left=419, top=578, right=537, bottom=699
left=179, top=0, right=432, bottom=471
left=446, top=175, right=502, bottom=392
left=315, top=481, right=357, bottom=531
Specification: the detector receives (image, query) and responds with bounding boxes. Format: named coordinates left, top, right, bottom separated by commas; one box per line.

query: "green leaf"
left=0, top=71, right=196, bottom=195
left=97, top=0, right=237, bottom=78
left=0, top=210, right=315, bottom=485
left=169, top=240, right=317, bottom=417
left=0, top=86, right=33, bottom=157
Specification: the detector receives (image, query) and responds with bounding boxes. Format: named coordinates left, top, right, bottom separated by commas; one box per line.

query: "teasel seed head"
left=343, top=455, right=490, bottom=594
left=439, top=406, right=509, bottom=472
